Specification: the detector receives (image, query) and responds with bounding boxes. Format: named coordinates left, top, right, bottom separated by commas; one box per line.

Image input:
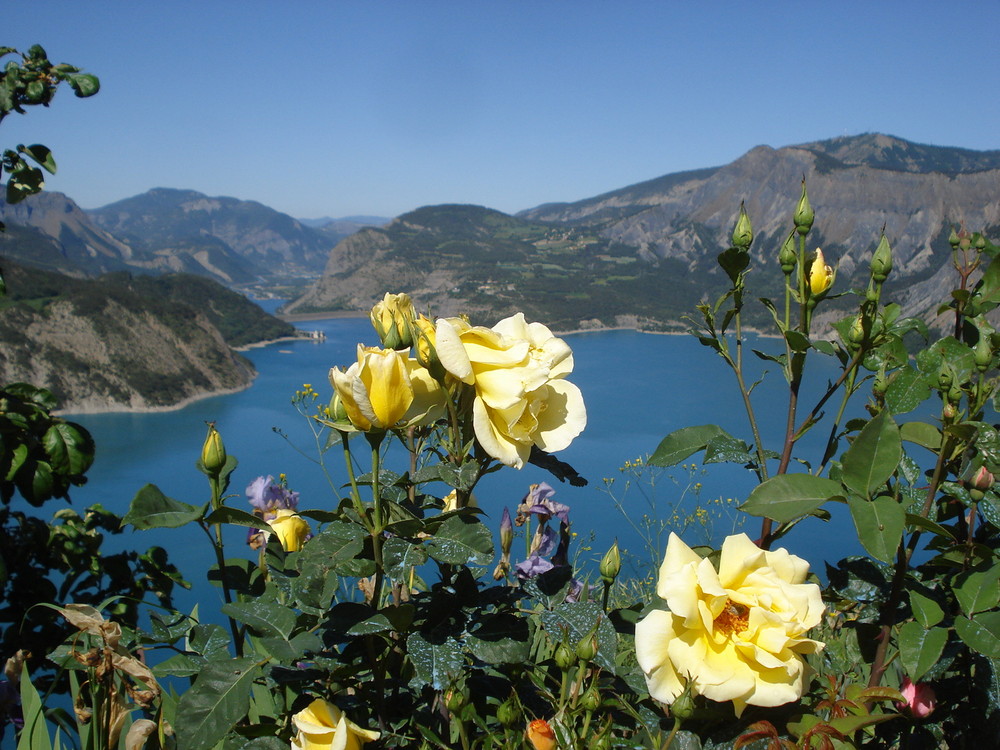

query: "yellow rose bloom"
left=329, top=345, right=414, bottom=431
left=291, top=698, right=379, bottom=750
left=267, top=508, right=310, bottom=552
left=807, top=248, right=834, bottom=296
left=635, top=533, right=824, bottom=716
left=435, top=314, right=586, bottom=469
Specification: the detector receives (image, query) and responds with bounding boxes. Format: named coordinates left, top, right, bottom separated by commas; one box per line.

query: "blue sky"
left=3, top=1, right=998, bottom=220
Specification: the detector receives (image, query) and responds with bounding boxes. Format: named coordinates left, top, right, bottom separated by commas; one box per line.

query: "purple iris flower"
left=515, top=555, right=555, bottom=580
left=246, top=475, right=299, bottom=516
left=519, top=482, right=570, bottom=524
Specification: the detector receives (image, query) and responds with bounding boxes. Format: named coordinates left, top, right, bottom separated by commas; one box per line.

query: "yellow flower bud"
left=267, top=508, right=310, bottom=552
left=370, top=292, right=416, bottom=351
left=200, top=422, right=226, bottom=476
left=807, top=248, right=834, bottom=296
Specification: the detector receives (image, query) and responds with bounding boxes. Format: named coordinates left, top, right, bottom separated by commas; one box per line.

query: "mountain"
left=282, top=204, right=700, bottom=331
left=0, top=261, right=296, bottom=413
left=88, top=188, right=335, bottom=283
left=289, top=134, right=1000, bottom=331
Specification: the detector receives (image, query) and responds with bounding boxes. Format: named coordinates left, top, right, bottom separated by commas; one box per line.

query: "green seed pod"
left=793, top=180, right=814, bottom=236
left=870, top=234, right=893, bottom=283
left=731, top=202, right=753, bottom=250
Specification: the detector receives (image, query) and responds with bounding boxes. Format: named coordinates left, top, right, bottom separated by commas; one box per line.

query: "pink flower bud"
left=899, top=677, right=936, bottom=719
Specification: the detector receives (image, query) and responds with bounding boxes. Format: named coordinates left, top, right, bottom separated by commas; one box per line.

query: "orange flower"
left=526, top=718, right=556, bottom=750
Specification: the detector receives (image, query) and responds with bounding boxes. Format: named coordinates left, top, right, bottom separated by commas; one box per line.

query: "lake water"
left=66, top=312, right=870, bottom=616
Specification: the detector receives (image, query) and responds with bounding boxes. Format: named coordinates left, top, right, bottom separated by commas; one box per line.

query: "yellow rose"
left=635, top=533, right=824, bottom=716
left=291, top=698, right=379, bottom=750
left=267, top=509, right=310, bottom=552
left=807, top=248, right=834, bottom=296
left=435, top=315, right=586, bottom=469
left=329, top=346, right=414, bottom=431
left=369, top=292, right=415, bottom=350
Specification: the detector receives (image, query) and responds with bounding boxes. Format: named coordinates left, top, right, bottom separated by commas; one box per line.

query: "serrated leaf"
left=175, top=658, right=260, bottom=750
left=220, top=601, right=296, bottom=639
left=884, top=366, right=930, bottom=415
left=954, top=566, right=1000, bottom=617
left=406, top=633, right=464, bottom=689
left=740, top=473, right=842, bottom=522
left=648, top=425, right=728, bottom=467
left=842, top=411, right=901, bottom=498
left=847, top=495, right=905, bottom=563
left=122, top=484, right=203, bottom=529
left=956, top=612, right=1000, bottom=658
left=898, top=621, right=948, bottom=682
left=425, top=514, right=492, bottom=566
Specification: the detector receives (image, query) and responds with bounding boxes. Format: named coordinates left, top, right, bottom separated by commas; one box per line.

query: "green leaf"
left=220, top=601, right=296, bottom=639
left=406, top=633, right=464, bottom=690
left=296, top=521, right=367, bottom=575
left=956, top=612, right=1000, bottom=658
left=539, top=602, right=617, bottom=673
left=175, top=658, right=260, bottom=750
left=885, top=366, right=930, bottom=415
left=847, top=495, right=905, bottom=563
left=203, top=506, right=270, bottom=530
left=784, top=329, right=811, bottom=353
left=648, top=425, right=728, bottom=467
left=19, top=144, right=56, bottom=174
left=904, top=513, right=956, bottom=542
left=907, top=584, right=946, bottom=627
left=954, top=566, right=1000, bottom=617
left=66, top=72, right=99, bottom=97
left=740, top=473, right=842, bottom=522
left=383, top=537, right=429, bottom=580
left=425, top=514, right=493, bottom=566
left=17, top=668, right=52, bottom=750
left=841, top=411, right=902, bottom=499
left=466, top=613, right=530, bottom=665
left=900, top=421, right=942, bottom=452
left=122, top=484, right=203, bottom=529
left=42, top=421, right=94, bottom=476
left=898, top=621, right=948, bottom=682
left=702, top=433, right=752, bottom=465
left=437, top=460, right=480, bottom=492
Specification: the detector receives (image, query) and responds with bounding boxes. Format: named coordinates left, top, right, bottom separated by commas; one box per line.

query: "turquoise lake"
left=66, top=313, right=871, bottom=614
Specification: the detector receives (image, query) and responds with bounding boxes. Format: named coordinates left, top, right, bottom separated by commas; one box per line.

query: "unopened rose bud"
left=848, top=315, right=866, bottom=348
left=554, top=640, right=575, bottom=670
left=807, top=248, right=834, bottom=297
left=731, top=202, right=753, bottom=250
left=793, top=180, right=814, bottom=236
left=444, top=688, right=465, bottom=713
left=599, top=540, right=621, bottom=585
left=871, top=234, right=893, bottom=283
left=976, top=233, right=987, bottom=251
left=899, top=677, right=936, bottom=719
left=937, top=364, right=954, bottom=390
left=670, top=683, right=696, bottom=720
left=370, top=292, right=416, bottom=350
left=581, top=684, right=601, bottom=712
left=576, top=621, right=600, bottom=663
left=497, top=697, right=520, bottom=727
left=526, top=719, right=556, bottom=750
left=778, top=231, right=797, bottom=275
left=200, top=422, right=226, bottom=476
left=975, top=336, right=993, bottom=372
left=949, top=227, right=960, bottom=249
left=970, top=466, right=995, bottom=492
left=412, top=315, right=446, bottom=382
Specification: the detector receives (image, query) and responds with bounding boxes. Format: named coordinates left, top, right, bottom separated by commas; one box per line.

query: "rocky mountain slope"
left=0, top=261, right=295, bottom=412
left=291, top=134, right=1000, bottom=331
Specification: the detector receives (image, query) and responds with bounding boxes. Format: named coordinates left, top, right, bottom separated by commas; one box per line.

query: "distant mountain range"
left=0, top=187, right=387, bottom=288
left=288, top=134, right=1000, bottom=330
left=2, top=133, right=999, bottom=336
